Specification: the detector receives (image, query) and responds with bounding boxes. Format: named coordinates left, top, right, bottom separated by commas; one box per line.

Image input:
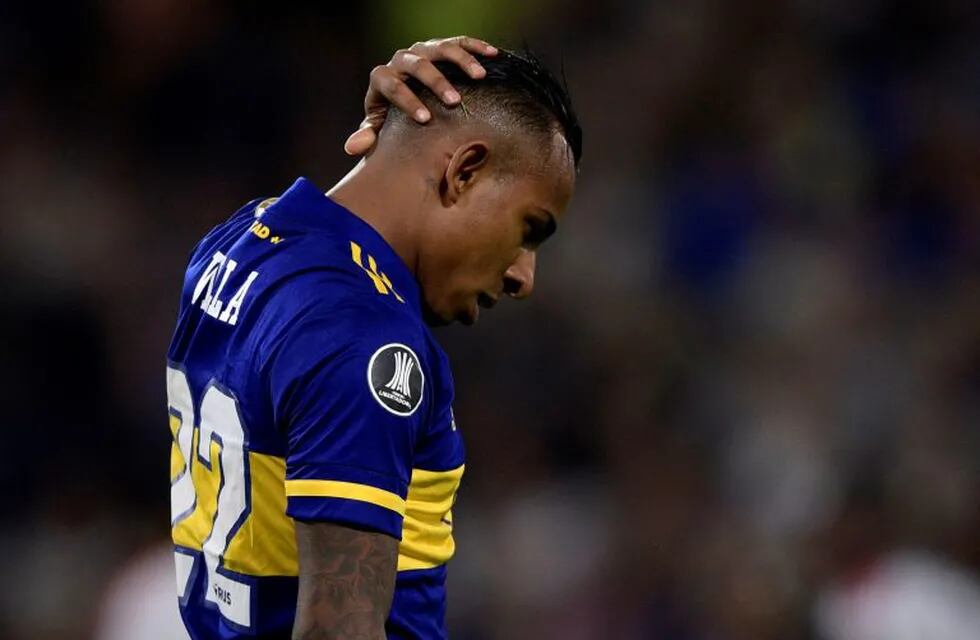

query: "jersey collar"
left=265, top=177, right=423, bottom=316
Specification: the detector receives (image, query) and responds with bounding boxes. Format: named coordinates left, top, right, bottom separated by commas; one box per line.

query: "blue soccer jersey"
left=167, top=177, right=464, bottom=639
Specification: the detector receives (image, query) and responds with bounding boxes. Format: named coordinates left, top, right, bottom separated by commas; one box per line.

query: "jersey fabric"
left=167, top=177, right=464, bottom=639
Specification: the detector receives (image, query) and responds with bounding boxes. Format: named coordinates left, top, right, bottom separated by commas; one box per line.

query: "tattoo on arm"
left=292, top=521, right=398, bottom=640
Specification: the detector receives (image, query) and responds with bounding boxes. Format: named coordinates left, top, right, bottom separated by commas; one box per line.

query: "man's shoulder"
left=184, top=206, right=413, bottom=327
left=260, top=282, right=435, bottom=425
left=271, top=286, right=427, bottom=365
left=173, top=181, right=430, bottom=378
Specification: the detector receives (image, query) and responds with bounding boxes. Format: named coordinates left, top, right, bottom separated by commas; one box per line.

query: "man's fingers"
left=408, top=37, right=496, bottom=80
left=348, top=37, right=501, bottom=156
left=389, top=51, right=462, bottom=105
left=368, top=65, right=430, bottom=122
left=448, top=35, right=498, bottom=56
left=344, top=125, right=377, bottom=156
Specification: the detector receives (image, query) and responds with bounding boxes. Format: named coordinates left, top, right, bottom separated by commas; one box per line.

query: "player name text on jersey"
left=191, top=250, right=260, bottom=326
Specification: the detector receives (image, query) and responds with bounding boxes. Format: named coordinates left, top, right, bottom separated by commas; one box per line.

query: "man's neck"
left=327, top=158, right=424, bottom=277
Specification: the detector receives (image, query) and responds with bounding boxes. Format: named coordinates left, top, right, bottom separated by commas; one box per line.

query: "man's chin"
left=458, top=307, right=477, bottom=326
left=421, top=301, right=478, bottom=327
left=448, top=306, right=478, bottom=327
left=421, top=303, right=455, bottom=327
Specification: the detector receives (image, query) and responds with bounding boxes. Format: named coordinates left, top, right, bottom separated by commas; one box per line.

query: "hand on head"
left=344, top=36, right=499, bottom=156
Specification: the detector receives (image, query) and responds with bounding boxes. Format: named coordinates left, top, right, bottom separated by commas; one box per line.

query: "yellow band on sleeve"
left=284, top=479, right=406, bottom=516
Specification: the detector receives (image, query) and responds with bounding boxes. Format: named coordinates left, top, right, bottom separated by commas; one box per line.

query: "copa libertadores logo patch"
left=367, top=343, right=424, bottom=416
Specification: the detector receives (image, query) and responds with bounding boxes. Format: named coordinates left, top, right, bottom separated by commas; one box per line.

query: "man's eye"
left=522, top=221, right=543, bottom=248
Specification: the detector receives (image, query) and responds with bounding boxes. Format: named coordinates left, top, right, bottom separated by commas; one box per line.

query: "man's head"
left=373, top=49, right=582, bottom=326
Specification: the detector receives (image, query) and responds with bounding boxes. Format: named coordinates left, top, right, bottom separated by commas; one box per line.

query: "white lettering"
left=192, top=252, right=226, bottom=306
left=189, top=250, right=259, bottom=326
left=205, top=258, right=238, bottom=318
left=218, top=270, right=260, bottom=326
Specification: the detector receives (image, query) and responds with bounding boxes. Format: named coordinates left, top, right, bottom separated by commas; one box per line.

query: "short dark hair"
left=400, top=48, right=583, bottom=168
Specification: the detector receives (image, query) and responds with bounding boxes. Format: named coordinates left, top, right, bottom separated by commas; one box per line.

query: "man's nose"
left=503, top=250, right=536, bottom=299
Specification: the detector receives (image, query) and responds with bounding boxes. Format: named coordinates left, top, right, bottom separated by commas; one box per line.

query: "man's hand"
left=292, top=521, right=398, bottom=639
left=344, top=36, right=499, bottom=156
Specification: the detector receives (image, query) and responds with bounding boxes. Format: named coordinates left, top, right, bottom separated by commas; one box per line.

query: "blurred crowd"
left=1, top=1, right=977, bottom=639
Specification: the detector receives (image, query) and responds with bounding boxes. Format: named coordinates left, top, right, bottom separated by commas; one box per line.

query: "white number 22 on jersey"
left=168, top=365, right=253, bottom=629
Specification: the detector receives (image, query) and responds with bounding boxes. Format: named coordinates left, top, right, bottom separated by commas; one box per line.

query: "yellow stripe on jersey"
left=284, top=479, right=406, bottom=516
left=172, top=441, right=298, bottom=576
left=172, top=451, right=461, bottom=576
left=398, top=465, right=465, bottom=572
left=225, top=453, right=296, bottom=575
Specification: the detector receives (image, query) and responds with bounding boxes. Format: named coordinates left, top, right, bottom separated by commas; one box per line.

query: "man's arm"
left=292, top=521, right=399, bottom=640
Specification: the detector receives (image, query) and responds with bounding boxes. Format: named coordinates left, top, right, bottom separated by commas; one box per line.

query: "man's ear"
left=440, top=140, right=490, bottom=207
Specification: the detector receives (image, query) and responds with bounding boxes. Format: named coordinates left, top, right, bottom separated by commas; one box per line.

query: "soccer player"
left=167, top=36, right=581, bottom=639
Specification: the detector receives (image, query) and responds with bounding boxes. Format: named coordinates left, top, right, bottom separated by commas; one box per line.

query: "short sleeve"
left=268, top=306, right=429, bottom=539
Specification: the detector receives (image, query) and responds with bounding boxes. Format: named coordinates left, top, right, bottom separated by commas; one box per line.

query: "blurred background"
left=1, top=1, right=978, bottom=639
